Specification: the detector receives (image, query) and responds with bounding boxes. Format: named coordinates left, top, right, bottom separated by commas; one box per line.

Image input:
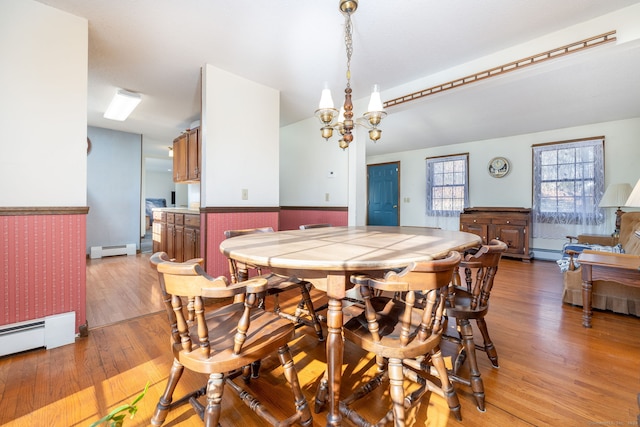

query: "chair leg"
left=151, top=359, right=184, bottom=426
left=458, top=319, right=485, bottom=412
left=388, top=358, right=406, bottom=427
left=314, top=371, right=329, bottom=414
left=299, top=283, right=325, bottom=341
left=203, top=373, right=224, bottom=427
left=278, top=344, right=313, bottom=426
left=475, top=317, right=499, bottom=368
left=430, top=347, right=462, bottom=421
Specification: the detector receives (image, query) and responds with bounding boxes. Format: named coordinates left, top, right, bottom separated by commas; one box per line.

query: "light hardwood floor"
left=86, top=253, right=165, bottom=328
left=1, top=254, right=639, bottom=426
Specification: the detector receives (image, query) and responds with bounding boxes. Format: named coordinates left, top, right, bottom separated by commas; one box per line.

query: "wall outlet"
left=241, top=189, right=248, bottom=200
left=325, top=193, right=330, bottom=202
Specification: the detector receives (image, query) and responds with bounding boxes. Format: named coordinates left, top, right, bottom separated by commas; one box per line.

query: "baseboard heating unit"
left=90, top=243, right=136, bottom=259
left=0, top=312, right=76, bottom=357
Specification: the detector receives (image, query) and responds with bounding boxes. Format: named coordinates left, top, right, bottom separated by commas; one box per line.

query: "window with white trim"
left=426, top=154, right=469, bottom=216
left=532, top=137, right=604, bottom=237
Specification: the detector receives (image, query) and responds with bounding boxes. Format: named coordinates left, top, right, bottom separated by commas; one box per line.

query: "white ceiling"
left=34, top=0, right=640, bottom=171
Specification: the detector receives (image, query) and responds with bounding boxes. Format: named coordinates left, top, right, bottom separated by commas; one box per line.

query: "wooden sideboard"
left=152, top=208, right=200, bottom=262
left=459, top=207, right=533, bottom=261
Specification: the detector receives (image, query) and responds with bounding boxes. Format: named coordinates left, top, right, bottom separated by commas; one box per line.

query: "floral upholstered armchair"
left=559, top=212, right=640, bottom=316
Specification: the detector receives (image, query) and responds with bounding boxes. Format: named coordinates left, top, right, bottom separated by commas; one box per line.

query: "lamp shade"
left=104, top=89, right=142, bottom=121
left=599, top=183, right=632, bottom=208
left=625, top=179, right=640, bottom=207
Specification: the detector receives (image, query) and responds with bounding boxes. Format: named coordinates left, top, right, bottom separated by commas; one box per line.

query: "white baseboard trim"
left=532, top=248, right=562, bottom=261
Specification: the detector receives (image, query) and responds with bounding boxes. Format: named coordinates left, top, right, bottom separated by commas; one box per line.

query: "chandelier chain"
left=344, top=13, right=353, bottom=89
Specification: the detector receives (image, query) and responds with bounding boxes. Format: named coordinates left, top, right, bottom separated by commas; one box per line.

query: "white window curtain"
left=425, top=154, right=469, bottom=230
left=532, top=138, right=605, bottom=238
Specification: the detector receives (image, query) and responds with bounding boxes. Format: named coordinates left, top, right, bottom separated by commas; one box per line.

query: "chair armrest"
left=351, top=274, right=410, bottom=293
left=202, top=277, right=268, bottom=298
left=581, top=249, right=640, bottom=260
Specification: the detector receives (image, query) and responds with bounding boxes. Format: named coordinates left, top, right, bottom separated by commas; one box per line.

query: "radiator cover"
left=90, top=243, right=136, bottom=259
left=0, top=312, right=76, bottom=357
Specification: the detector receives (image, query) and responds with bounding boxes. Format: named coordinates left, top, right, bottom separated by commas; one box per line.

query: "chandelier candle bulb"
left=315, top=82, right=339, bottom=139
left=318, top=83, right=335, bottom=109
left=367, top=84, right=384, bottom=112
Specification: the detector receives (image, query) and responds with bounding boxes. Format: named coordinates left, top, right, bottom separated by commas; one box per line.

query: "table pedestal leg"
left=326, top=297, right=343, bottom=426
left=581, top=264, right=593, bottom=328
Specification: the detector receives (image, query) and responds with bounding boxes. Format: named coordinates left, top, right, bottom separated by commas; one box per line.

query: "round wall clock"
left=488, top=157, right=510, bottom=178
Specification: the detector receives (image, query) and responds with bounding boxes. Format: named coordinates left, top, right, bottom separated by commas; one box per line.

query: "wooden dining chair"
left=223, top=227, right=324, bottom=342
left=150, top=255, right=313, bottom=427
left=314, top=251, right=463, bottom=426
left=443, top=239, right=507, bottom=412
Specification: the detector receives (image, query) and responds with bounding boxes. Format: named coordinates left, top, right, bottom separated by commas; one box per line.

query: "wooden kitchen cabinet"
left=151, top=210, right=166, bottom=253
left=172, top=126, right=200, bottom=183
left=172, top=134, right=187, bottom=182
left=152, top=209, right=200, bottom=262
left=186, top=127, right=200, bottom=181
left=459, top=207, right=533, bottom=261
left=183, top=214, right=201, bottom=261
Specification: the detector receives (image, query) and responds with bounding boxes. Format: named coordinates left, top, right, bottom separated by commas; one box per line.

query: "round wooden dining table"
left=219, top=226, right=482, bottom=426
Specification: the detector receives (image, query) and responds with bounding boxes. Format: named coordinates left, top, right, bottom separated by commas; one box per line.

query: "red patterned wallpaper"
left=203, top=211, right=280, bottom=278
left=0, top=214, right=86, bottom=332
left=279, top=208, right=348, bottom=231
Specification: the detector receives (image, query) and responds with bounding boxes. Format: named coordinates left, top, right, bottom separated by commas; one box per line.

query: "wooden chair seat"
left=173, top=301, right=294, bottom=374
left=150, top=253, right=313, bottom=427
left=342, top=296, right=442, bottom=358
left=445, top=288, right=490, bottom=319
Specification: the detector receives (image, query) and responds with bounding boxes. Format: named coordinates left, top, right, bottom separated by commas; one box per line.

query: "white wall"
left=201, top=65, right=280, bottom=207
left=0, top=0, right=87, bottom=207
left=145, top=170, right=174, bottom=205
left=87, top=127, right=142, bottom=252
left=280, top=118, right=350, bottom=207
left=367, top=117, right=640, bottom=253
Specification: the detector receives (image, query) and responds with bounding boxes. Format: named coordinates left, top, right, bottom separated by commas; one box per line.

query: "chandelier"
left=315, top=0, right=386, bottom=150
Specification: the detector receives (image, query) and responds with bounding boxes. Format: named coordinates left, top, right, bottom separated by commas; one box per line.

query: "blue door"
left=367, top=162, right=399, bottom=226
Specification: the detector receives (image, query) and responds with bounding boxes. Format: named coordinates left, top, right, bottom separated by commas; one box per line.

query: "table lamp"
left=599, top=183, right=632, bottom=237
left=626, top=179, right=640, bottom=207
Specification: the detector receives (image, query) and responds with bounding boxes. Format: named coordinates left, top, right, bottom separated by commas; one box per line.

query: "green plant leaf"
left=89, top=381, right=150, bottom=427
